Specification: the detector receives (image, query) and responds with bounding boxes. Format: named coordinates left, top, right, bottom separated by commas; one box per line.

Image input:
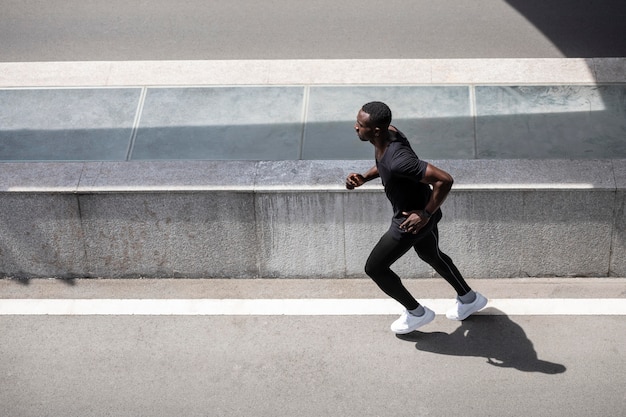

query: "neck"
left=372, top=129, right=391, bottom=150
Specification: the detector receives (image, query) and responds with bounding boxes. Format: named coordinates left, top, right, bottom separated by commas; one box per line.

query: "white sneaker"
left=390, top=306, right=435, bottom=334
left=446, top=292, right=488, bottom=321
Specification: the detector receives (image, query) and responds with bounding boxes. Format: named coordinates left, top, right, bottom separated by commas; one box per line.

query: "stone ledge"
left=0, top=159, right=622, bottom=193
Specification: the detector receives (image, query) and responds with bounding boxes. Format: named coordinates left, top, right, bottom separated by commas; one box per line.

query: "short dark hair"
left=361, top=101, right=392, bottom=128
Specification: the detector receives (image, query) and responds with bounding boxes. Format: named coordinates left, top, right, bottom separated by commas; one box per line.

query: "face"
left=354, top=109, right=376, bottom=142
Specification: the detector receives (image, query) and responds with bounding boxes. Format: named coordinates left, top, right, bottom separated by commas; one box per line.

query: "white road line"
left=0, top=299, right=625, bottom=316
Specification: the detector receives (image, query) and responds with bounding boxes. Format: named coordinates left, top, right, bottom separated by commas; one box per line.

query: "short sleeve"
left=390, top=147, right=427, bottom=182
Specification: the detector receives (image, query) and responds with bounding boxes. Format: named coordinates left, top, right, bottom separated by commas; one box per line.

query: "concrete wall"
left=1, top=160, right=624, bottom=279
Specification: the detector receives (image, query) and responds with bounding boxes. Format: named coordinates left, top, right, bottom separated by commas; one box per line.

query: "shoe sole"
left=446, top=295, right=488, bottom=321
left=392, top=309, right=435, bottom=334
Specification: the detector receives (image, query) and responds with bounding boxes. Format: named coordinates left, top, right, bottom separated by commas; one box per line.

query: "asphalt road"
left=2, top=314, right=624, bottom=417
left=2, top=0, right=626, bottom=61
left=1, top=278, right=625, bottom=417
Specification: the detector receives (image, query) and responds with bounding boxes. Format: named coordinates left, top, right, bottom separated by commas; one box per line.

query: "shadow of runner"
left=396, top=308, right=566, bottom=374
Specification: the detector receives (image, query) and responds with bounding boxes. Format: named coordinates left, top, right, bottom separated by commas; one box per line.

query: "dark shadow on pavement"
left=505, top=0, right=626, bottom=58
left=397, top=308, right=566, bottom=374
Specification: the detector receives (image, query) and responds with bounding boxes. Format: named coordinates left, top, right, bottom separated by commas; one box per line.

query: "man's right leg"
left=365, top=231, right=435, bottom=334
left=413, top=226, right=487, bottom=320
left=412, top=226, right=472, bottom=296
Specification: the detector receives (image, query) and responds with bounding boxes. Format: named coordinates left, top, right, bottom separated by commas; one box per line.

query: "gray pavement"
left=3, top=315, right=624, bottom=417
left=2, top=277, right=625, bottom=299
left=2, top=0, right=626, bottom=61
left=1, top=278, right=625, bottom=417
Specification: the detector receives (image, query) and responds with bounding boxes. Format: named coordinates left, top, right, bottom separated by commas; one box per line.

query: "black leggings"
left=364, top=225, right=472, bottom=310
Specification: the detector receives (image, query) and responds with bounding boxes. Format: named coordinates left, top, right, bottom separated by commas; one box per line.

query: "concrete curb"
left=1, top=58, right=625, bottom=87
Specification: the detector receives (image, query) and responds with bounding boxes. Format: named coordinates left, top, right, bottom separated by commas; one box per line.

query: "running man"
left=345, top=101, right=487, bottom=334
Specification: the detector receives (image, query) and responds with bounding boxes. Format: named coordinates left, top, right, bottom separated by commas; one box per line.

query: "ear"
left=374, top=126, right=381, bottom=136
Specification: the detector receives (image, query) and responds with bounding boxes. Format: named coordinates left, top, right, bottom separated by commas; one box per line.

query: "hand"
left=346, top=173, right=365, bottom=190
left=399, top=210, right=430, bottom=234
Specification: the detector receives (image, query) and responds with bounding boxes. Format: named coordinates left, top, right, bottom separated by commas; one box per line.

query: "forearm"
left=346, top=165, right=379, bottom=189
left=362, top=166, right=379, bottom=182
left=424, top=179, right=452, bottom=215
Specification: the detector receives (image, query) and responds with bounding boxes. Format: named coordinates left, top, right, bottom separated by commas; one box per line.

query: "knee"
left=416, top=251, right=436, bottom=265
left=364, top=260, right=385, bottom=281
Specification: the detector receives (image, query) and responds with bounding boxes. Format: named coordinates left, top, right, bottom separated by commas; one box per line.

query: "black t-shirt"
left=376, top=129, right=441, bottom=240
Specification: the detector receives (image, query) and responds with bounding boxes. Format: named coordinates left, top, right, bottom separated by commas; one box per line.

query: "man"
left=345, top=101, right=487, bottom=334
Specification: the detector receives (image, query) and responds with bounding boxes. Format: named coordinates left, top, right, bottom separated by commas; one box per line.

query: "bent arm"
left=399, top=163, right=454, bottom=234
left=420, top=163, right=454, bottom=215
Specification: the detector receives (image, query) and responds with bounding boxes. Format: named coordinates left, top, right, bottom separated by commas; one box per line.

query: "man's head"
left=355, top=101, right=392, bottom=142
left=362, top=101, right=392, bottom=128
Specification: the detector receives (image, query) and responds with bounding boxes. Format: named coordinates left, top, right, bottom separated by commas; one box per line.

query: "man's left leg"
left=413, top=225, right=487, bottom=320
